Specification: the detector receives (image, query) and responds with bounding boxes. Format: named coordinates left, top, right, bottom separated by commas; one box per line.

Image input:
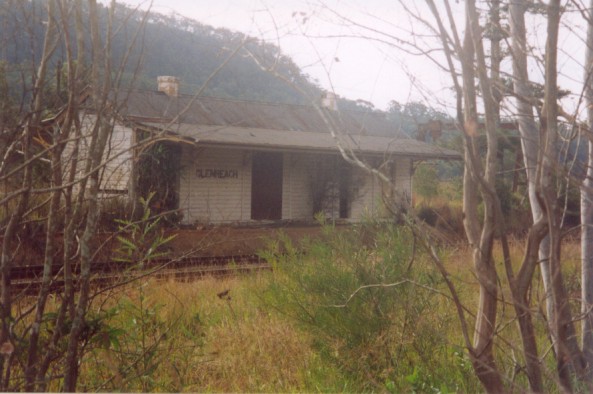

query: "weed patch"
left=262, top=222, right=480, bottom=392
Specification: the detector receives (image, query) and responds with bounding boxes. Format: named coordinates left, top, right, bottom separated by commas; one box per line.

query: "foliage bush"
left=113, top=192, right=177, bottom=266
left=81, top=282, right=206, bottom=392
left=262, top=221, right=479, bottom=392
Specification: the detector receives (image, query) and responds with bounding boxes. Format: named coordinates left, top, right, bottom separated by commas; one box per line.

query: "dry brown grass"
left=190, top=311, right=319, bottom=392
left=80, top=274, right=345, bottom=392
left=156, top=276, right=332, bottom=392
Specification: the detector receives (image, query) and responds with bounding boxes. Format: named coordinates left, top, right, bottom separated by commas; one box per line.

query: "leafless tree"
left=582, top=0, right=593, bottom=382
left=292, top=0, right=593, bottom=391
left=0, top=0, right=152, bottom=390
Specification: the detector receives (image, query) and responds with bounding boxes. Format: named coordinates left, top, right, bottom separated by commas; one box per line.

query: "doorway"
left=251, top=152, right=283, bottom=220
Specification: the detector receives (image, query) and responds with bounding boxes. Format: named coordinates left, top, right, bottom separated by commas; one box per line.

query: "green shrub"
left=262, top=222, right=478, bottom=392
left=81, top=283, right=206, bottom=392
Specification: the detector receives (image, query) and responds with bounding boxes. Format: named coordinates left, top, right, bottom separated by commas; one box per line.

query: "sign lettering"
left=196, top=168, right=239, bottom=179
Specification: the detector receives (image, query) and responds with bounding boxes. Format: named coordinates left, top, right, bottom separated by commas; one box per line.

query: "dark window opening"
left=137, top=141, right=181, bottom=213
left=251, top=152, right=283, bottom=220
left=338, top=163, right=351, bottom=219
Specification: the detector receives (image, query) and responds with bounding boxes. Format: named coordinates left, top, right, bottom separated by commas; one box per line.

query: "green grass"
left=74, top=223, right=581, bottom=392
left=75, top=223, right=481, bottom=392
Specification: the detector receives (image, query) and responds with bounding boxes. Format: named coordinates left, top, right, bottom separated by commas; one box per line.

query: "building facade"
left=175, top=146, right=412, bottom=224
left=74, top=77, right=460, bottom=225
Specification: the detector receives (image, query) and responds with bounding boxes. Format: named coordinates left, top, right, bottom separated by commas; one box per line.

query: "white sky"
left=120, top=0, right=455, bottom=111
left=120, top=0, right=589, bottom=117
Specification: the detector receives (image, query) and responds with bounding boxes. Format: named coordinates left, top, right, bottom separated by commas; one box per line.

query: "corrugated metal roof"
left=139, top=122, right=461, bottom=160
left=121, top=90, right=461, bottom=160
left=121, top=90, right=407, bottom=137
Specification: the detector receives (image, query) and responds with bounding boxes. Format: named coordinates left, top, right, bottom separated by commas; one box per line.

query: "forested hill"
left=0, top=1, right=451, bottom=137
left=113, top=7, right=320, bottom=104
left=1, top=1, right=331, bottom=105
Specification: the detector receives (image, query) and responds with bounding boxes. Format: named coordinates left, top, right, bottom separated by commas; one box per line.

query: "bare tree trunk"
left=30, top=2, right=88, bottom=390
left=2, top=0, right=59, bottom=389
left=509, top=0, right=550, bottom=297
left=582, top=0, right=593, bottom=381
left=63, top=0, right=87, bottom=319
left=489, top=0, right=502, bottom=120
left=63, top=0, right=114, bottom=390
left=424, top=1, right=505, bottom=391
left=24, top=4, right=76, bottom=388
left=458, top=2, right=505, bottom=391
left=542, top=2, right=586, bottom=390
left=504, top=2, right=548, bottom=391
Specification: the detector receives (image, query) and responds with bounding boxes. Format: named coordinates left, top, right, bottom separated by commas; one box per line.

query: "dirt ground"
left=165, top=222, right=347, bottom=257
left=11, top=221, right=354, bottom=266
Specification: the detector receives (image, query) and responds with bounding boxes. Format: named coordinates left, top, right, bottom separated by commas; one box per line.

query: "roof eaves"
left=132, top=120, right=462, bottom=160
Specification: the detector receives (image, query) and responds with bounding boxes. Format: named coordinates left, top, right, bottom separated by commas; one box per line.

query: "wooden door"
left=251, top=152, right=283, bottom=220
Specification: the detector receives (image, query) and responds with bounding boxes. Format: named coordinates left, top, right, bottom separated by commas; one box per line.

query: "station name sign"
left=196, top=168, right=239, bottom=179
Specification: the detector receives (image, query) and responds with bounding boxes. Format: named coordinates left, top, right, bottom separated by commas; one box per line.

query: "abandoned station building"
left=90, top=76, right=460, bottom=225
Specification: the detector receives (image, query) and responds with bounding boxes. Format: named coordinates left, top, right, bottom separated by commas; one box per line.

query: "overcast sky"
left=119, top=0, right=457, bottom=111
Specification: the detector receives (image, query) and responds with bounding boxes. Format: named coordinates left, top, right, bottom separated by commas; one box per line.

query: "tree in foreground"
left=0, top=1, right=154, bottom=390
left=297, top=0, right=593, bottom=391
left=411, top=1, right=593, bottom=391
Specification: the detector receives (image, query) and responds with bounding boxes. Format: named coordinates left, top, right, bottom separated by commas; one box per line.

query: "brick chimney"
left=157, top=76, right=179, bottom=97
left=321, top=91, right=338, bottom=111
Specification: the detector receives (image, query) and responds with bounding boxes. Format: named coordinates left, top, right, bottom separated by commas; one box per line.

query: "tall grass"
left=261, top=222, right=480, bottom=392
left=72, top=221, right=584, bottom=392
left=79, top=275, right=348, bottom=392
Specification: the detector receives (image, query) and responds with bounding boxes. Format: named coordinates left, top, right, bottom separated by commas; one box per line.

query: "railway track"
left=10, top=254, right=269, bottom=293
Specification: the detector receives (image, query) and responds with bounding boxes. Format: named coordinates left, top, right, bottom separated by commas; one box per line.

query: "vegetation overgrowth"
left=72, top=221, right=475, bottom=392
left=46, top=217, right=572, bottom=392
left=78, top=274, right=349, bottom=392
left=9, top=172, right=581, bottom=391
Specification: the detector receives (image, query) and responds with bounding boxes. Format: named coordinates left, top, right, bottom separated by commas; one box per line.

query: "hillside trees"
left=0, top=0, right=152, bottom=390
left=0, top=1, right=326, bottom=105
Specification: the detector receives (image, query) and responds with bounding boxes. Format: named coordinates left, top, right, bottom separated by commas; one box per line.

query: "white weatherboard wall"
left=62, top=115, right=133, bottom=194
left=281, top=153, right=413, bottom=221
left=349, top=156, right=412, bottom=219
left=177, top=145, right=414, bottom=224
left=282, top=152, right=314, bottom=220
left=101, top=123, right=133, bottom=191
left=178, top=146, right=251, bottom=224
